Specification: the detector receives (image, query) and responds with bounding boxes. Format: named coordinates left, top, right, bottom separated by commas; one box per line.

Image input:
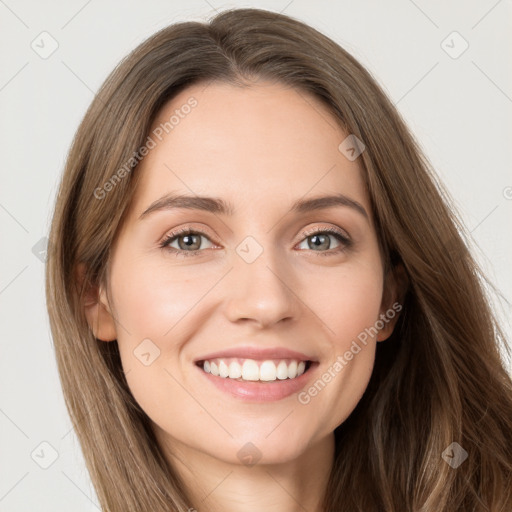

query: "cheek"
left=110, top=257, right=220, bottom=341
left=306, top=260, right=384, bottom=346
left=296, top=263, right=383, bottom=429
left=108, top=258, right=223, bottom=409
left=108, top=259, right=201, bottom=433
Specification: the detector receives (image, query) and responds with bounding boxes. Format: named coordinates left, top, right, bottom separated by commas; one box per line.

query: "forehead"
left=129, top=80, right=369, bottom=221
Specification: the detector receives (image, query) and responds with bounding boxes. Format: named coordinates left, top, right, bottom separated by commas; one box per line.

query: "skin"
left=83, top=80, right=402, bottom=512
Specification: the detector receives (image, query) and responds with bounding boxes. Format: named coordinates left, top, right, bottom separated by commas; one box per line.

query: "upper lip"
left=194, top=346, right=316, bottom=363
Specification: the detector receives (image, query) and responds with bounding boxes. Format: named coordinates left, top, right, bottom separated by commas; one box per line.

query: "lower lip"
left=195, top=362, right=318, bottom=402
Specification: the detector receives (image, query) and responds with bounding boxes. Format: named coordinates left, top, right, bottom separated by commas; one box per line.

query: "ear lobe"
left=75, top=263, right=117, bottom=342
left=377, top=262, right=408, bottom=342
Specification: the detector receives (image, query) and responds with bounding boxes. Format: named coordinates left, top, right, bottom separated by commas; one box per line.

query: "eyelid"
left=160, top=223, right=350, bottom=241
left=300, top=225, right=350, bottom=242
left=159, top=224, right=217, bottom=244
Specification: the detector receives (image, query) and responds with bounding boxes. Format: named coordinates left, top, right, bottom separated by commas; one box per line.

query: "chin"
left=221, top=434, right=311, bottom=466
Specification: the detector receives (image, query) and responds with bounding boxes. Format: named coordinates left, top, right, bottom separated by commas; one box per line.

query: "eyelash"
left=159, top=226, right=352, bottom=258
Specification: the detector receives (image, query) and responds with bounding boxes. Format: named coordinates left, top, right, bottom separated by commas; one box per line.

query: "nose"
left=223, top=245, right=300, bottom=329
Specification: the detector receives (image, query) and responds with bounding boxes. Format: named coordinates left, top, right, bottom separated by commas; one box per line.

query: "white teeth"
left=259, top=361, right=277, bottom=381
left=219, top=360, right=229, bottom=378
left=242, top=360, right=260, bottom=381
left=276, top=361, right=289, bottom=380
left=228, top=361, right=242, bottom=379
left=287, top=360, right=297, bottom=379
left=200, top=358, right=310, bottom=382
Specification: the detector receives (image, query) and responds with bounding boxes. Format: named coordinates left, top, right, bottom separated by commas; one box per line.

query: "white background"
left=1, top=0, right=511, bottom=510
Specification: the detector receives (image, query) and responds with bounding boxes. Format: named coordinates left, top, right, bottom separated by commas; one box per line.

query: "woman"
left=45, top=7, right=512, bottom=511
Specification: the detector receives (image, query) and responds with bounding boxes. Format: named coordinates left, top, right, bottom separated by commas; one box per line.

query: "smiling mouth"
left=195, top=357, right=314, bottom=382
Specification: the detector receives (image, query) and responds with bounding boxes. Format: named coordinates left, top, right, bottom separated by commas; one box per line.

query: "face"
left=86, top=80, right=399, bottom=467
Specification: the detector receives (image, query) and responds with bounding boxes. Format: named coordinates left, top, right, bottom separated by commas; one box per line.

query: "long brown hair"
left=45, top=7, right=512, bottom=511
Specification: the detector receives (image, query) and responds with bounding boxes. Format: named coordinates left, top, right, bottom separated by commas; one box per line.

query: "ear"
left=75, top=263, right=117, bottom=342
left=377, top=262, right=408, bottom=342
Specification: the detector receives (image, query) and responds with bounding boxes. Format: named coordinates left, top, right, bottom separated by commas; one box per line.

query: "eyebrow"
left=139, top=192, right=369, bottom=220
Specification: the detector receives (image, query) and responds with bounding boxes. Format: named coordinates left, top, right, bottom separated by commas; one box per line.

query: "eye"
left=159, top=226, right=352, bottom=258
left=296, top=227, right=351, bottom=256
left=160, top=228, right=215, bottom=257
